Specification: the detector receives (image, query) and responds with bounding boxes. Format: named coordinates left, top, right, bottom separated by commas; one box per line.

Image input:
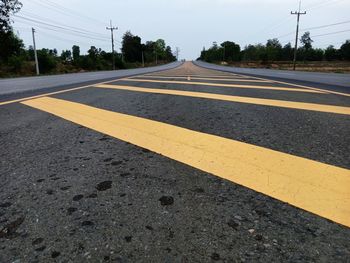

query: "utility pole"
left=106, top=20, right=118, bottom=70
left=154, top=48, right=158, bottom=65
left=32, top=28, right=39, bottom=75
left=291, top=1, right=306, bottom=70
left=142, top=51, right=145, bottom=67
left=175, top=47, right=180, bottom=61
left=223, top=44, right=226, bottom=62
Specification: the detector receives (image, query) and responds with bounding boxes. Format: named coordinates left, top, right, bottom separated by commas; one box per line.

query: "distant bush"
left=37, top=49, right=57, bottom=73
left=8, top=55, right=25, bottom=73
left=0, top=28, right=175, bottom=77
left=199, top=36, right=350, bottom=63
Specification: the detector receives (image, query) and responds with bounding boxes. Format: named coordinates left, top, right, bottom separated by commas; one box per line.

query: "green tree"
left=27, top=45, right=34, bottom=60
left=300, top=31, right=313, bottom=50
left=0, top=0, right=22, bottom=32
left=60, top=50, right=72, bottom=62
left=88, top=46, right=100, bottom=60
left=281, top=43, right=293, bottom=61
left=85, top=46, right=103, bottom=69
left=122, top=31, right=142, bottom=62
left=298, top=46, right=323, bottom=61
left=49, top=48, right=58, bottom=57
left=242, top=44, right=266, bottom=62
left=155, top=39, right=166, bottom=59
left=143, top=41, right=156, bottom=63
left=165, top=46, right=176, bottom=62
left=324, top=45, right=339, bottom=61
left=266, top=38, right=282, bottom=61
left=0, top=29, right=23, bottom=62
left=72, top=45, right=80, bottom=61
left=221, top=41, right=240, bottom=61
left=200, top=41, right=223, bottom=62
left=340, top=40, right=350, bottom=60
left=37, top=48, right=57, bottom=73
left=299, top=32, right=315, bottom=61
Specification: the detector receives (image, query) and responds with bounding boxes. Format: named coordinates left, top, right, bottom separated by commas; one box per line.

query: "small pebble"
left=159, top=196, right=174, bottom=206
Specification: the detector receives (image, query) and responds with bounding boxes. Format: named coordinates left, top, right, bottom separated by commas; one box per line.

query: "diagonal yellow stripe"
left=0, top=77, right=121, bottom=107
left=96, top=84, right=350, bottom=115
left=122, top=78, right=324, bottom=94
left=233, top=73, right=350, bottom=97
left=133, top=75, right=271, bottom=83
left=143, top=74, right=250, bottom=79
left=21, top=97, right=350, bottom=227
left=0, top=86, right=88, bottom=106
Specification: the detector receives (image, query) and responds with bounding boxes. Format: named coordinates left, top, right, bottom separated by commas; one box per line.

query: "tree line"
left=0, top=30, right=177, bottom=77
left=199, top=32, right=350, bottom=64
left=0, top=1, right=176, bottom=77
left=121, top=31, right=176, bottom=64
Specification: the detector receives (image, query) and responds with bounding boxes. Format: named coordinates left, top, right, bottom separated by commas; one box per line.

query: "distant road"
left=0, top=62, right=182, bottom=96
left=194, top=60, right=350, bottom=89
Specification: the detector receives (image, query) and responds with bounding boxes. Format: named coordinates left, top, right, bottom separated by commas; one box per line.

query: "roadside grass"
left=0, top=61, right=168, bottom=78
left=220, top=61, right=350, bottom=73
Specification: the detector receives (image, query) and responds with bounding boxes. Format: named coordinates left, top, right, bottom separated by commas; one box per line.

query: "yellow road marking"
left=133, top=75, right=271, bottom=83
left=232, top=73, right=350, bottom=97
left=22, top=97, right=350, bottom=227
left=122, top=78, right=324, bottom=94
left=96, top=84, right=350, bottom=115
left=144, top=74, right=248, bottom=79
left=0, top=78, right=123, bottom=107
left=146, top=70, right=350, bottom=97
left=0, top=86, right=88, bottom=106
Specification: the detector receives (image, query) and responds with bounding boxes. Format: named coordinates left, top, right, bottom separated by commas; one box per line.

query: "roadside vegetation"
left=199, top=34, right=350, bottom=73
left=0, top=1, right=176, bottom=78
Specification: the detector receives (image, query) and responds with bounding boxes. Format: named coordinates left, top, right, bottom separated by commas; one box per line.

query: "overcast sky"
left=12, top=0, right=350, bottom=59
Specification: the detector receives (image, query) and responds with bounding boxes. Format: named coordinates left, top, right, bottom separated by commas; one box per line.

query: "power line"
left=14, top=15, right=110, bottom=42
left=16, top=26, right=111, bottom=54
left=45, top=0, right=106, bottom=26
left=250, top=0, right=346, bottom=44
left=20, top=11, right=109, bottom=39
left=258, top=16, right=294, bottom=35
left=37, top=30, right=110, bottom=48
left=15, top=13, right=109, bottom=39
left=15, top=21, right=109, bottom=47
left=303, top=20, right=350, bottom=31
left=275, top=20, right=350, bottom=39
left=13, top=26, right=31, bottom=31
left=284, top=29, right=350, bottom=46
left=244, top=16, right=294, bottom=43
left=304, top=0, right=335, bottom=10
left=284, top=29, right=350, bottom=43
left=305, top=0, right=346, bottom=11
left=312, top=29, right=350, bottom=38
left=31, top=0, right=106, bottom=27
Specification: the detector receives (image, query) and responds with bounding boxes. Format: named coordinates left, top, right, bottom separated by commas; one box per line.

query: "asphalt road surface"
left=0, top=62, right=181, bottom=96
left=0, top=62, right=349, bottom=262
left=194, top=60, right=350, bottom=89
